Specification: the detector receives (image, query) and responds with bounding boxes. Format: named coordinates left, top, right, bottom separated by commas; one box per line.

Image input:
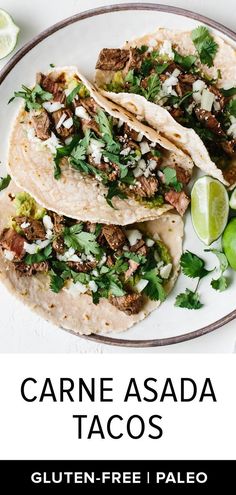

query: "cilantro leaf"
left=227, top=99, right=236, bottom=117
left=9, top=84, right=53, bottom=111
left=25, top=244, right=52, bottom=265
left=0, top=174, right=11, bottom=192
left=49, top=271, right=65, bottom=293
left=137, top=45, right=149, bottom=54
left=66, top=83, right=82, bottom=104
left=102, top=150, right=129, bottom=179
left=124, top=251, right=147, bottom=264
left=211, top=276, right=228, bottom=292
left=173, top=51, right=197, bottom=70
left=70, top=131, right=90, bottom=161
left=180, top=251, right=211, bottom=279
left=191, top=26, right=218, bottom=67
left=163, top=167, right=183, bottom=192
left=155, top=62, right=169, bottom=74
left=63, top=225, right=101, bottom=256
left=175, top=289, right=203, bottom=309
left=140, top=58, right=153, bottom=77
left=54, top=135, right=80, bottom=179
left=105, top=182, right=127, bottom=208
left=142, top=268, right=166, bottom=301
left=96, top=110, right=121, bottom=153
left=109, top=280, right=125, bottom=297
left=145, top=74, right=160, bottom=101
left=221, top=87, right=236, bottom=97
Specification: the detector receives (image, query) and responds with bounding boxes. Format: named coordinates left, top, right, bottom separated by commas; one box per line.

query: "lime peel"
left=229, top=188, right=236, bottom=210
left=191, top=176, right=229, bottom=246
left=0, top=9, right=19, bottom=60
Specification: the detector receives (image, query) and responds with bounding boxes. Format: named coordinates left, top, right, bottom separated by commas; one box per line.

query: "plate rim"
left=0, top=2, right=236, bottom=348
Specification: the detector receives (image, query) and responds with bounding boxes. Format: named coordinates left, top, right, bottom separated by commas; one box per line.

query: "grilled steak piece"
left=126, top=48, right=143, bottom=71
left=53, top=91, right=66, bottom=105
left=51, top=108, right=74, bottom=138
left=37, top=73, right=60, bottom=94
left=67, top=261, right=96, bottom=273
left=220, top=139, right=236, bottom=156
left=96, top=48, right=129, bottom=71
left=178, top=73, right=197, bottom=85
left=15, top=261, right=49, bottom=276
left=14, top=216, right=46, bottom=241
left=80, top=97, right=98, bottom=116
left=49, top=211, right=65, bottom=235
left=102, top=225, right=127, bottom=250
left=131, top=176, right=159, bottom=198
left=124, top=259, right=139, bottom=281
left=81, top=119, right=101, bottom=136
left=123, top=123, right=140, bottom=141
left=169, top=107, right=184, bottom=120
left=109, top=292, right=144, bottom=315
left=52, top=237, right=64, bottom=254
left=106, top=255, right=115, bottom=267
left=130, top=239, right=148, bottom=257
left=0, top=228, right=25, bottom=260
left=84, top=222, right=97, bottom=233
left=32, top=110, right=51, bottom=140
left=194, top=108, right=225, bottom=137
left=164, top=190, right=190, bottom=216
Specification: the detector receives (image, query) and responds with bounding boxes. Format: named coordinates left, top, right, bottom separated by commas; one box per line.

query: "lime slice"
left=191, top=176, right=229, bottom=245
left=229, top=188, right=236, bottom=210
left=222, top=218, right=236, bottom=270
left=0, top=9, right=19, bottom=59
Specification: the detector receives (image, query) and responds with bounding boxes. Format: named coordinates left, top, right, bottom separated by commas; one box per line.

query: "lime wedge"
left=222, top=218, right=236, bottom=270
left=191, top=176, right=229, bottom=245
left=0, top=9, right=19, bottom=59
left=229, top=188, right=236, bottom=210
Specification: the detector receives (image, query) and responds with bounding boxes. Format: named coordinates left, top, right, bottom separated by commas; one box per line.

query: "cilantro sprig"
left=205, top=249, right=229, bottom=292
left=163, top=167, right=183, bottom=192
left=9, top=84, right=53, bottom=111
left=175, top=251, right=212, bottom=310
left=63, top=223, right=101, bottom=257
left=191, top=26, right=218, bottom=67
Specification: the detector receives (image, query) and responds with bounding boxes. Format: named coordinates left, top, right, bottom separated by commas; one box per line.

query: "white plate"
left=0, top=3, right=236, bottom=347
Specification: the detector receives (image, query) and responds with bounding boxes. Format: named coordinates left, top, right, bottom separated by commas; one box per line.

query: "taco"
left=8, top=66, right=193, bottom=223
left=0, top=183, right=183, bottom=335
left=95, top=27, right=236, bottom=189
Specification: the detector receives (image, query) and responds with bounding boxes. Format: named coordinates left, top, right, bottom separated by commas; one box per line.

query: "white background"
left=0, top=354, right=235, bottom=460
left=0, top=0, right=236, bottom=353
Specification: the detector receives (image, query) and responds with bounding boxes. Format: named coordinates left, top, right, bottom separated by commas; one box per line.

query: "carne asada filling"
left=11, top=71, right=189, bottom=213
left=97, top=40, right=236, bottom=183
left=0, top=192, right=173, bottom=314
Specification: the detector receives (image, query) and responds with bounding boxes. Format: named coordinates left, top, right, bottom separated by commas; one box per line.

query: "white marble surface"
left=0, top=0, right=235, bottom=353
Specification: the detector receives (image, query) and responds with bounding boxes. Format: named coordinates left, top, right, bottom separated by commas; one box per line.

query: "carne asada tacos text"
left=8, top=66, right=193, bottom=223
left=0, top=184, right=183, bottom=335
left=96, top=27, right=236, bottom=188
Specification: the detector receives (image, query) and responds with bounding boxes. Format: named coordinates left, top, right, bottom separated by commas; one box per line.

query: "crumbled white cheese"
left=88, top=138, right=104, bottom=165
left=213, top=100, right=221, bottom=112
left=4, top=250, right=15, bottom=261
left=133, top=158, right=147, bottom=178
left=200, top=89, right=215, bottom=112
left=21, top=222, right=30, bottom=229
left=133, top=167, right=143, bottom=178
left=36, top=239, right=51, bottom=249
left=56, top=112, right=67, bottom=129
left=193, top=80, right=206, bottom=103
left=120, top=147, right=131, bottom=156
left=44, top=132, right=62, bottom=155
left=46, top=229, right=53, bottom=240
left=137, top=132, right=143, bottom=142
left=43, top=215, right=53, bottom=231
left=65, top=136, right=73, bottom=145
left=88, top=280, right=98, bottom=292
left=147, top=159, right=157, bottom=171
left=98, top=254, right=107, bottom=267
left=57, top=247, right=75, bottom=261
left=75, top=106, right=90, bottom=120
left=125, top=229, right=142, bottom=246
left=43, top=101, right=64, bottom=113
left=67, top=281, right=87, bottom=294
left=159, top=40, right=174, bottom=59
left=227, top=121, right=236, bottom=139
left=146, top=238, right=155, bottom=247
left=163, top=75, right=178, bottom=89
left=135, top=279, right=149, bottom=293
left=63, top=117, right=73, bottom=129
left=92, top=269, right=99, bottom=277
left=23, top=242, right=38, bottom=254
left=140, top=141, right=150, bottom=155
left=160, top=263, right=172, bottom=279
left=172, top=68, right=181, bottom=78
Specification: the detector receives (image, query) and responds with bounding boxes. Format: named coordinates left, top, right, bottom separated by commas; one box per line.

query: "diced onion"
left=160, top=263, right=172, bottom=279
left=75, top=106, right=90, bottom=120
left=146, top=238, right=155, bottom=247
left=140, top=141, right=150, bottom=155
left=200, top=89, right=215, bottom=112
left=43, top=215, right=53, bottom=231
left=125, top=229, right=142, bottom=246
left=63, top=117, right=73, bottom=129
left=135, top=279, right=149, bottom=293
left=43, top=101, right=64, bottom=113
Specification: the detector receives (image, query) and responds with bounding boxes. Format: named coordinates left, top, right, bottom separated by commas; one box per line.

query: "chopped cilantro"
left=163, top=167, right=183, bottom=192
left=145, top=74, right=160, bottom=101
left=66, top=83, right=83, bottom=105
left=142, top=268, right=166, bottom=302
left=155, top=62, right=169, bottom=74
left=205, top=248, right=229, bottom=292
left=0, top=174, right=11, bottom=192
left=180, top=251, right=211, bottom=279
left=211, top=276, right=228, bottom=292
left=54, top=135, right=80, bottom=179
left=175, top=289, right=203, bottom=309
left=105, top=182, right=127, bottom=208
left=49, top=271, right=65, bottom=293
left=221, top=87, right=236, bottom=97
left=63, top=224, right=101, bottom=256
left=173, top=51, right=197, bottom=70
left=137, top=45, right=149, bottom=54
left=191, top=26, right=218, bottom=67
left=124, top=251, right=147, bottom=264
left=25, top=244, right=52, bottom=265
left=227, top=99, right=236, bottom=117
left=9, top=84, right=53, bottom=111
left=140, top=58, right=153, bottom=77
left=96, top=110, right=121, bottom=153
